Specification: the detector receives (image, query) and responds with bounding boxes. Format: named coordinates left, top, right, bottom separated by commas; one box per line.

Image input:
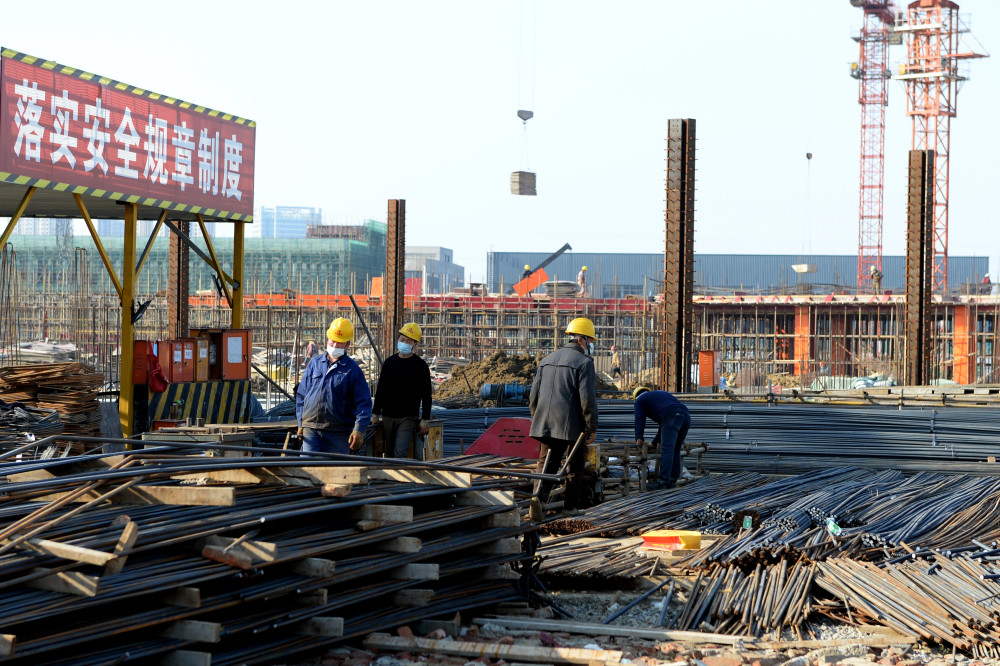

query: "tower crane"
left=850, top=0, right=900, bottom=293
left=894, top=0, right=987, bottom=292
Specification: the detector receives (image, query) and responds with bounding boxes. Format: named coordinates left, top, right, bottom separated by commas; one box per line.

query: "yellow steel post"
left=233, top=220, right=245, bottom=328
left=120, top=203, right=138, bottom=440
left=0, top=186, right=37, bottom=250
left=74, top=193, right=123, bottom=300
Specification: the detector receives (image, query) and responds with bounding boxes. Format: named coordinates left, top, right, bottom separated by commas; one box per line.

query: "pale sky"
left=3, top=1, right=997, bottom=283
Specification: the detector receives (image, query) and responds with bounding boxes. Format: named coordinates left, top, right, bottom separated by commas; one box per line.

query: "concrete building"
left=256, top=206, right=322, bottom=239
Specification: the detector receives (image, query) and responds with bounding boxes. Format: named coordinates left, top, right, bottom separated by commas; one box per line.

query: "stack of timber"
left=0, top=443, right=535, bottom=664
left=542, top=280, right=579, bottom=298
left=0, top=363, right=102, bottom=451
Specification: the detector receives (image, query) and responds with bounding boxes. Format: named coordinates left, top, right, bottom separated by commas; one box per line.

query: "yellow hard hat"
left=565, top=317, right=596, bottom=338
left=524, top=264, right=531, bottom=270
left=633, top=386, right=650, bottom=400
left=581, top=265, right=588, bottom=271
left=326, top=317, right=354, bottom=343
left=399, top=322, right=422, bottom=342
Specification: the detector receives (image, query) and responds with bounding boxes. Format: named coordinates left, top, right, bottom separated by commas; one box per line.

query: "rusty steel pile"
left=0, top=437, right=540, bottom=664
left=537, top=467, right=1000, bottom=655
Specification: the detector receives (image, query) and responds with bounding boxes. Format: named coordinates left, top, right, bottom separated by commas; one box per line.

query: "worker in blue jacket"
left=296, top=317, right=372, bottom=454
left=633, top=386, right=690, bottom=490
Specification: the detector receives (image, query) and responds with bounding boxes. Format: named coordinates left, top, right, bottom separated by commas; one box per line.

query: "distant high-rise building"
left=256, top=206, right=321, bottom=239
left=405, top=246, right=464, bottom=294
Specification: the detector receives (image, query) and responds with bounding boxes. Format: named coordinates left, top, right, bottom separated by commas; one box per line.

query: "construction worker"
left=870, top=264, right=883, bottom=296
left=610, top=345, right=622, bottom=379
left=528, top=317, right=599, bottom=519
left=372, top=322, right=433, bottom=459
left=521, top=264, right=532, bottom=280
left=295, top=317, right=372, bottom=455
left=633, top=387, right=690, bottom=491
left=301, top=339, right=318, bottom=367
left=576, top=265, right=588, bottom=297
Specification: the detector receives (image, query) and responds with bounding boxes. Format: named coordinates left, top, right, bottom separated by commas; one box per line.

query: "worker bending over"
left=528, top=317, right=599, bottom=519
left=372, top=323, right=433, bottom=458
left=296, top=317, right=372, bottom=454
left=634, top=386, right=690, bottom=491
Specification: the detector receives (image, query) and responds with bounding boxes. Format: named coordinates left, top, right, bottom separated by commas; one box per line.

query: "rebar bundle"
left=0, top=442, right=536, bottom=664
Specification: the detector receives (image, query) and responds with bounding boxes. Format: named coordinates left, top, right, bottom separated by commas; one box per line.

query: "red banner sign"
left=0, top=50, right=255, bottom=219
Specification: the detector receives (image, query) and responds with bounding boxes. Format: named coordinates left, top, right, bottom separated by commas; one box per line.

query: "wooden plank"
left=158, top=650, right=212, bottom=666
left=478, top=538, right=522, bottom=555
left=203, top=535, right=277, bottom=561
left=455, top=490, right=515, bottom=507
left=378, top=537, right=422, bottom=553
left=746, top=636, right=917, bottom=650
left=201, top=545, right=252, bottom=569
left=349, top=504, right=413, bottom=523
left=161, top=587, right=201, bottom=608
left=286, top=466, right=367, bottom=485
left=0, top=634, right=13, bottom=659
left=390, top=563, right=439, bottom=581
left=296, top=616, right=344, bottom=637
left=484, top=511, right=521, bottom=528
left=292, top=557, right=336, bottom=578
left=17, top=538, right=116, bottom=566
left=170, top=468, right=279, bottom=484
left=393, top=588, right=435, bottom=607
left=321, top=483, right=352, bottom=497
left=416, top=620, right=459, bottom=637
left=34, top=485, right=236, bottom=506
left=364, top=633, right=623, bottom=665
left=355, top=520, right=386, bottom=532
left=296, top=588, right=328, bottom=606
left=104, top=519, right=140, bottom=575
left=6, top=469, right=55, bottom=484
left=26, top=569, right=100, bottom=597
left=368, top=469, right=472, bottom=488
left=473, top=617, right=742, bottom=645
left=161, top=620, right=221, bottom=643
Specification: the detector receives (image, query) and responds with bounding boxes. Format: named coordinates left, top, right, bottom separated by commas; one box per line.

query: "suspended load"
left=511, top=109, right=536, bottom=196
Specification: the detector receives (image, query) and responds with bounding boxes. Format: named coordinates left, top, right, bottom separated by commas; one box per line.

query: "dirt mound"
left=435, top=351, right=539, bottom=398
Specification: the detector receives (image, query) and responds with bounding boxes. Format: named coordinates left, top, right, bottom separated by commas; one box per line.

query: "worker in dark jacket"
left=296, top=317, right=372, bottom=454
left=372, top=322, right=433, bottom=458
left=633, top=387, right=690, bottom=490
left=528, top=317, right=599, bottom=519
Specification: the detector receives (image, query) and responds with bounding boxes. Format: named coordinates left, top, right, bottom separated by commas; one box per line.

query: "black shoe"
left=647, top=480, right=676, bottom=491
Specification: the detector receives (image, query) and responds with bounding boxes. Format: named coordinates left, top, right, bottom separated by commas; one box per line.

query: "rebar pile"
left=816, top=551, right=1000, bottom=656
left=0, top=441, right=536, bottom=664
left=437, top=401, right=1000, bottom=476
left=0, top=362, right=102, bottom=450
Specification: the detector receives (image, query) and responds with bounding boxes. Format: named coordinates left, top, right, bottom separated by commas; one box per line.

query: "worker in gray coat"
left=528, top=317, right=599, bottom=518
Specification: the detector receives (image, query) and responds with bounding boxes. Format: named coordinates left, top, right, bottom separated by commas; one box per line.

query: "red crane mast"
left=852, top=0, right=898, bottom=293
left=896, top=0, right=987, bottom=292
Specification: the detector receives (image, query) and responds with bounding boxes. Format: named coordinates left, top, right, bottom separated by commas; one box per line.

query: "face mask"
left=327, top=345, right=345, bottom=359
left=397, top=342, right=413, bottom=355
left=587, top=342, right=595, bottom=356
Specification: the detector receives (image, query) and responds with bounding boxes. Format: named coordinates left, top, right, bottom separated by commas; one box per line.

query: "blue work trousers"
left=655, top=408, right=690, bottom=485
left=302, top=428, right=351, bottom=455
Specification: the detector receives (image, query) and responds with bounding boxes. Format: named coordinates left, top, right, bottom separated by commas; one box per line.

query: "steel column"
left=661, top=119, right=695, bottom=392
left=167, top=220, right=190, bottom=339
left=385, top=199, right=406, bottom=356
left=904, top=149, right=934, bottom=386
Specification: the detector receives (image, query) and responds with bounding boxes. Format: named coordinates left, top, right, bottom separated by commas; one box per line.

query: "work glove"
left=372, top=414, right=382, bottom=426
left=418, top=419, right=430, bottom=435
left=635, top=438, right=645, bottom=445
left=348, top=430, right=364, bottom=451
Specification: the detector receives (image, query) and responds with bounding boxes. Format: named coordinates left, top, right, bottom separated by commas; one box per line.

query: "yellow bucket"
left=640, top=530, right=701, bottom=551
